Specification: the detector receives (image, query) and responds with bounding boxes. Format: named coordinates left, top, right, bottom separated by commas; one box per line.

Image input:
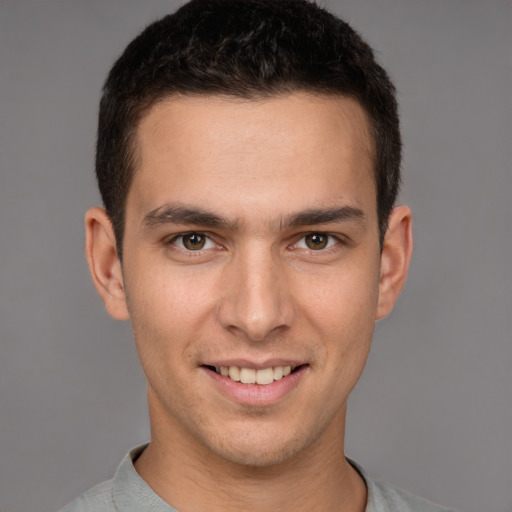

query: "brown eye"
left=182, top=233, right=206, bottom=250
left=304, top=233, right=328, bottom=250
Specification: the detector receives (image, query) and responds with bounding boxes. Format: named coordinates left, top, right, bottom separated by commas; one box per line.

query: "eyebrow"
left=285, top=206, right=366, bottom=228
left=142, top=204, right=239, bottom=231
left=141, top=203, right=366, bottom=232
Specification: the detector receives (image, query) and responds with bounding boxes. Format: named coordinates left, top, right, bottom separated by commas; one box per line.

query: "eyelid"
left=164, top=230, right=346, bottom=253
left=291, top=232, right=345, bottom=251
left=167, top=231, right=219, bottom=251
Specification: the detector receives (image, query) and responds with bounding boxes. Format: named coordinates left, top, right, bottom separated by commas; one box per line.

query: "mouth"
left=203, top=364, right=305, bottom=386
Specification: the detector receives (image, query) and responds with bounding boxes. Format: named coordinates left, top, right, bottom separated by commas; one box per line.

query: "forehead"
left=128, top=93, right=376, bottom=227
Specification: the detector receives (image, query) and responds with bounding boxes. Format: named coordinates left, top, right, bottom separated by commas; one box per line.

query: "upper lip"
left=202, top=359, right=307, bottom=370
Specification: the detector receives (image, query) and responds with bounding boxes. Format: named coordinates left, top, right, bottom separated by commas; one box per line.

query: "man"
left=61, top=1, right=453, bottom=511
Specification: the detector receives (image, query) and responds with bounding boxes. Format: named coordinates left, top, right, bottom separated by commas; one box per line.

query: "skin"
left=86, top=93, right=412, bottom=512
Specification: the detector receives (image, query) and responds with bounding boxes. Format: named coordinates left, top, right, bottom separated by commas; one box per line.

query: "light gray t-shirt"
left=59, top=445, right=455, bottom=512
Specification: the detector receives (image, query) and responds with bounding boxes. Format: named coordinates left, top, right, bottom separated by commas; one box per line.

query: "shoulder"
left=368, top=478, right=456, bottom=512
left=349, top=459, right=456, bottom=512
left=58, top=479, right=115, bottom=512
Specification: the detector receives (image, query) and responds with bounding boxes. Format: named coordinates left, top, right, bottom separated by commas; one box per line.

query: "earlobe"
left=376, top=205, right=413, bottom=320
left=85, top=207, right=130, bottom=321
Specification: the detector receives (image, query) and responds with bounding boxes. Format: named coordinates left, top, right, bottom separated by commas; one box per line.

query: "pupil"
left=307, top=233, right=327, bottom=250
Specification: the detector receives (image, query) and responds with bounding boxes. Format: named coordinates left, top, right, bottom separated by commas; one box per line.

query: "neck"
left=135, top=404, right=367, bottom=512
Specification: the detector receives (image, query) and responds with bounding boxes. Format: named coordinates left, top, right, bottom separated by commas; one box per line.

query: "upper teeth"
left=217, top=365, right=293, bottom=385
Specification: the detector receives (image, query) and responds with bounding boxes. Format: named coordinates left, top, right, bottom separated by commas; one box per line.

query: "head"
left=86, top=0, right=412, bottom=473
left=96, top=0, right=401, bottom=260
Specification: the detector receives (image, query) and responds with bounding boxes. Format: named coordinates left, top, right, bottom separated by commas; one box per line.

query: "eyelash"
left=166, top=232, right=219, bottom=253
left=292, top=232, right=342, bottom=252
left=166, top=231, right=345, bottom=254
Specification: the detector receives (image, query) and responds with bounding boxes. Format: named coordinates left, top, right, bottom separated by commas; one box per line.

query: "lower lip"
left=202, top=366, right=309, bottom=406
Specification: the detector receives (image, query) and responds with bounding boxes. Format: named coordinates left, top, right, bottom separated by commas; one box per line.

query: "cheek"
left=125, top=273, right=202, bottom=412
left=296, top=259, right=380, bottom=372
left=298, top=258, right=380, bottom=330
left=124, top=266, right=207, bottom=370
left=127, top=258, right=215, bottom=326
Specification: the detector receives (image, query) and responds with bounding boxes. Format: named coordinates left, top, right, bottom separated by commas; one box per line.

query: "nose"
left=217, top=246, right=295, bottom=342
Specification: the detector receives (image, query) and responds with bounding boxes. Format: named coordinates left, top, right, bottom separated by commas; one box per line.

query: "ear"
left=85, top=207, right=130, bottom=321
left=376, top=205, right=413, bottom=320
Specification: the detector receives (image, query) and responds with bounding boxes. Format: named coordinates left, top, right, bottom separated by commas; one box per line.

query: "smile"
left=214, top=365, right=294, bottom=385
left=202, top=363, right=309, bottom=405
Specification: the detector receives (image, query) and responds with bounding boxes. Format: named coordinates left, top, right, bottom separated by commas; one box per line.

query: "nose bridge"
left=219, top=242, right=293, bottom=341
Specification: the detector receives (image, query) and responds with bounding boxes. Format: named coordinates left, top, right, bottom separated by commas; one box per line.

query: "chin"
left=202, top=426, right=313, bottom=468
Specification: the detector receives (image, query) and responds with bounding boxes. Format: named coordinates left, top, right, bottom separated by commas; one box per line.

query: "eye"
left=295, top=233, right=338, bottom=251
left=171, top=232, right=216, bottom=251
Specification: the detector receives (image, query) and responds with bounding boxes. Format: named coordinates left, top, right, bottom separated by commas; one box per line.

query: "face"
left=92, top=93, right=406, bottom=468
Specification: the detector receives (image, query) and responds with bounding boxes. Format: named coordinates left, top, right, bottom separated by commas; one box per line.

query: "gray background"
left=0, top=1, right=510, bottom=511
